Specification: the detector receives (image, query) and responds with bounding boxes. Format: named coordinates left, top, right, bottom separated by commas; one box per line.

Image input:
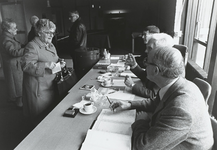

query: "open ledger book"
left=80, top=109, right=136, bottom=150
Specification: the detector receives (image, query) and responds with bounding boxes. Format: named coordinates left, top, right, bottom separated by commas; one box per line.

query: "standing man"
left=68, top=10, right=87, bottom=51
left=68, top=10, right=87, bottom=72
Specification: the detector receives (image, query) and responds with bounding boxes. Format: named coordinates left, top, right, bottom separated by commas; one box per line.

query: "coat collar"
left=153, top=77, right=186, bottom=114
left=33, top=37, right=55, bottom=54
left=3, top=31, right=15, bottom=39
left=3, top=31, right=21, bottom=44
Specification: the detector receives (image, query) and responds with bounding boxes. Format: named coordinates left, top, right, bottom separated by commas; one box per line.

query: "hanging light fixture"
left=47, top=0, right=51, bottom=7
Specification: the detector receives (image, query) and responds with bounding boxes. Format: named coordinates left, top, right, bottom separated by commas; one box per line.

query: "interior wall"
left=23, top=0, right=58, bottom=34
left=3, top=0, right=176, bottom=40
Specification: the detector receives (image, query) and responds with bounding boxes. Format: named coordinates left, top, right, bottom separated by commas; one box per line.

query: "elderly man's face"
left=145, top=50, right=158, bottom=82
left=69, top=13, right=78, bottom=23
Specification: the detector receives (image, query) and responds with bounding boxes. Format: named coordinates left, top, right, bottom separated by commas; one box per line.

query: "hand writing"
left=110, top=100, right=131, bottom=112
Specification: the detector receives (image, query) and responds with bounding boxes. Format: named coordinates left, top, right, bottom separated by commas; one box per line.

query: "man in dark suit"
left=125, top=33, right=175, bottom=99
left=68, top=10, right=87, bottom=74
left=111, top=46, right=213, bottom=150
left=68, top=10, right=87, bottom=52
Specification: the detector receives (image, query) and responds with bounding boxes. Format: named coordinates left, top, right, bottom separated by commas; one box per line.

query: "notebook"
left=80, top=109, right=136, bottom=150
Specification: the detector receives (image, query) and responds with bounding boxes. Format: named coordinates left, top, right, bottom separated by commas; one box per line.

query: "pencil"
left=106, top=96, right=112, bottom=104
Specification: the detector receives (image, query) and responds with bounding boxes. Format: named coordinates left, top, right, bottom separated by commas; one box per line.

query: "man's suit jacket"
left=131, top=65, right=159, bottom=98
left=131, top=77, right=213, bottom=150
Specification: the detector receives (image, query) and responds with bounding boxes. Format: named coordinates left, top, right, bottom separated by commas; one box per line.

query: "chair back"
left=173, top=44, right=188, bottom=66
left=193, top=77, right=212, bottom=103
left=211, top=116, right=217, bottom=150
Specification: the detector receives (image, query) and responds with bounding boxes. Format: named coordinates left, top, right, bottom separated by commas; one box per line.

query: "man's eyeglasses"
left=42, top=31, right=55, bottom=36
left=143, top=61, right=161, bottom=72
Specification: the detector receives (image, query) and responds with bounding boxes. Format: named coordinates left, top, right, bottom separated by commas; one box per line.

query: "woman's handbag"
left=54, top=67, right=78, bottom=101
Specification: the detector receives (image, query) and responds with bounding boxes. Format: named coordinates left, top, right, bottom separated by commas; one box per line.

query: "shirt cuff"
left=131, top=63, right=137, bottom=69
left=131, top=83, right=135, bottom=88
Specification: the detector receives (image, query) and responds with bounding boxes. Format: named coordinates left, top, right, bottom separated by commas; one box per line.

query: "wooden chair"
left=173, top=44, right=188, bottom=66
left=193, top=77, right=212, bottom=103
left=211, top=116, right=217, bottom=150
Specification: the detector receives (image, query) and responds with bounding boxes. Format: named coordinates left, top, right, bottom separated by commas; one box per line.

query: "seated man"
left=111, top=46, right=214, bottom=150
left=125, top=33, right=175, bottom=98
left=135, top=25, right=160, bottom=67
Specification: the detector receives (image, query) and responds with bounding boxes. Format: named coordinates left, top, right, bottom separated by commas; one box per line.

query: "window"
left=184, top=0, right=217, bottom=72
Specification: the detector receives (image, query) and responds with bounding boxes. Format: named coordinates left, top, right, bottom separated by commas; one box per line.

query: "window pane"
left=194, top=43, right=206, bottom=68
left=195, top=0, right=214, bottom=43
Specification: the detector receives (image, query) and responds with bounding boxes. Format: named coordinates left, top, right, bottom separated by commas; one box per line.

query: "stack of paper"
left=80, top=130, right=131, bottom=150
left=92, top=109, right=136, bottom=135
left=107, top=91, right=135, bottom=101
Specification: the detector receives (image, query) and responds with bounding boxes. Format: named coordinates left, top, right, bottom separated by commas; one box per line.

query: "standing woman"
left=21, top=19, right=64, bottom=120
left=0, top=18, right=25, bottom=107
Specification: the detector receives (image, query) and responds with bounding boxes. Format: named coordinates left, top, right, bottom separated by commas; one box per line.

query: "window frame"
left=184, top=0, right=217, bottom=73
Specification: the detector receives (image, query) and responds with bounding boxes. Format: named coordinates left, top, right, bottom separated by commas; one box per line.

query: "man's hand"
left=110, top=100, right=131, bottom=112
left=124, top=75, right=135, bottom=87
left=125, top=53, right=137, bottom=68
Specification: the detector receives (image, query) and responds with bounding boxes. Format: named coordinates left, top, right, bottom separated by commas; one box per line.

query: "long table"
left=14, top=57, right=141, bottom=150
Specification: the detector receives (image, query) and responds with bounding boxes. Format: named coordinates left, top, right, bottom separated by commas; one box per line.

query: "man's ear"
left=75, top=14, right=79, bottom=19
left=154, top=66, right=160, bottom=75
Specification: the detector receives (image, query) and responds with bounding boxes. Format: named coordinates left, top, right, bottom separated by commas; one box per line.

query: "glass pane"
left=194, top=43, right=206, bottom=68
left=195, top=0, right=214, bottom=43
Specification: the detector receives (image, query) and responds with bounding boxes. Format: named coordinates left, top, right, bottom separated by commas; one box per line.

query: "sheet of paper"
left=109, top=62, right=125, bottom=67
left=92, top=120, right=132, bottom=135
left=112, top=79, right=126, bottom=87
left=107, top=91, right=135, bottom=101
left=82, top=130, right=131, bottom=150
left=81, top=143, right=112, bottom=150
left=73, top=100, right=90, bottom=109
left=110, top=56, right=120, bottom=60
left=98, top=87, right=116, bottom=95
left=52, top=62, right=61, bottom=74
left=97, top=109, right=136, bottom=124
left=120, top=72, right=137, bottom=78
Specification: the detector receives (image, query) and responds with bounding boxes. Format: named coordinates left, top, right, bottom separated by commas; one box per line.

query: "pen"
left=106, top=96, right=114, bottom=112
left=108, top=91, right=115, bottom=94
